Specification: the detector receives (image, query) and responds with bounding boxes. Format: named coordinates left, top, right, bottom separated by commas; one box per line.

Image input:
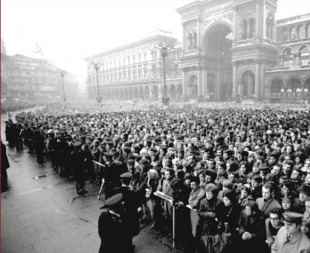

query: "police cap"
left=100, top=193, right=123, bottom=209
left=120, top=172, right=133, bottom=179
left=282, top=212, right=304, bottom=223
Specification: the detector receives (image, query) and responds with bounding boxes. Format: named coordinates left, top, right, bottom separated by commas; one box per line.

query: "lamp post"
left=155, top=43, right=173, bottom=105
left=60, top=71, right=66, bottom=102
left=92, top=62, right=102, bottom=103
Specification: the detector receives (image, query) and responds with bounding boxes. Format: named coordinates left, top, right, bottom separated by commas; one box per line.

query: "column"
left=202, top=68, right=206, bottom=96
left=216, top=62, right=221, bottom=101
left=261, top=64, right=266, bottom=101
left=248, top=74, right=254, bottom=97
left=182, top=70, right=187, bottom=97
left=183, top=25, right=186, bottom=50
left=233, top=62, right=237, bottom=95
left=198, top=67, right=203, bottom=96
left=233, top=6, right=238, bottom=42
left=280, top=55, right=284, bottom=67
left=197, top=20, right=200, bottom=49
left=255, top=0, right=260, bottom=38
left=255, top=61, right=260, bottom=100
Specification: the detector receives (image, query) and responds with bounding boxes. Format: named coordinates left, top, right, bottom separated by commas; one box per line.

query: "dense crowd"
left=1, top=100, right=43, bottom=114
left=3, top=101, right=310, bottom=253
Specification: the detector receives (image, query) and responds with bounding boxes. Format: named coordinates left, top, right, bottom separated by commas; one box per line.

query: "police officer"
left=71, top=141, right=88, bottom=195
left=271, top=212, right=310, bottom=253
left=110, top=172, right=140, bottom=251
left=98, top=193, right=130, bottom=253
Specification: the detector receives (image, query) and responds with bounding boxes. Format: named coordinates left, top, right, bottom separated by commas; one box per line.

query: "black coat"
left=98, top=210, right=130, bottom=253
left=1, top=142, right=10, bottom=170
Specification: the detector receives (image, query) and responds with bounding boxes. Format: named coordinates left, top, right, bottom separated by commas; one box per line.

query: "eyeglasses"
left=270, top=217, right=279, bottom=221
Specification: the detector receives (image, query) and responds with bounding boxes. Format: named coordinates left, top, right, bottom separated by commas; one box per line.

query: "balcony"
left=266, top=63, right=310, bottom=72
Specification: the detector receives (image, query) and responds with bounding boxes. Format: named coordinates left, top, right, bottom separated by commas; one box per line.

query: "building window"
left=242, top=20, right=248, bottom=40
left=299, top=26, right=305, bottom=39
left=307, top=25, right=310, bottom=38
left=290, top=27, right=297, bottom=40
left=249, top=18, right=255, bottom=39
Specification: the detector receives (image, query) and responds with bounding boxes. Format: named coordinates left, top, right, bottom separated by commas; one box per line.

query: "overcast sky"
left=2, top=0, right=310, bottom=82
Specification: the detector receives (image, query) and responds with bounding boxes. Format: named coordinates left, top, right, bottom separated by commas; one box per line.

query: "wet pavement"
left=1, top=109, right=183, bottom=253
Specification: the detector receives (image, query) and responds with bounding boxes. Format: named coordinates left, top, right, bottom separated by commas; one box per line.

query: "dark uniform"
left=1, top=141, right=10, bottom=191
left=71, top=142, right=87, bottom=195
left=98, top=193, right=135, bottom=253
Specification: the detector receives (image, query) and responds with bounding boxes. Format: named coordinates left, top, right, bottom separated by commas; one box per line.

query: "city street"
left=1, top=110, right=181, bottom=253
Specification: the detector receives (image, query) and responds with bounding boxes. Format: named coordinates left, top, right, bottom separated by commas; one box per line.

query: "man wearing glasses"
left=265, top=208, right=284, bottom=249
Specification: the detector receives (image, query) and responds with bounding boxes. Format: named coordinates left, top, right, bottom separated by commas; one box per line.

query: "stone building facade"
left=265, top=13, right=310, bottom=103
left=1, top=49, right=78, bottom=102
left=177, top=0, right=278, bottom=102
left=85, top=1, right=310, bottom=103
left=84, top=30, right=182, bottom=102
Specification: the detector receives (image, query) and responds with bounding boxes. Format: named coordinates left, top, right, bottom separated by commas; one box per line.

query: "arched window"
left=281, top=26, right=289, bottom=41
left=299, top=46, right=310, bottom=65
left=266, top=18, right=270, bottom=39
left=269, top=17, right=274, bottom=40
left=152, top=64, right=157, bottom=79
left=249, top=18, right=255, bottom=38
left=242, top=20, right=248, bottom=40
left=283, top=48, right=293, bottom=67
left=271, top=79, right=283, bottom=92
left=299, top=25, right=305, bottom=39
left=287, top=77, right=302, bottom=92
left=307, top=24, right=310, bottom=38
left=291, top=27, right=297, bottom=40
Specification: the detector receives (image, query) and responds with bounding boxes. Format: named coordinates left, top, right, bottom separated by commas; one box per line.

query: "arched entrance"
left=287, top=77, right=302, bottom=92
left=204, top=22, right=233, bottom=101
left=188, top=75, right=198, bottom=99
left=152, top=85, right=158, bottom=100
left=139, top=87, right=143, bottom=100
left=124, top=88, right=129, bottom=100
left=145, top=86, right=150, bottom=100
left=271, top=79, right=284, bottom=92
left=177, top=84, right=182, bottom=99
left=270, top=78, right=284, bottom=101
left=170, top=84, right=176, bottom=99
left=120, top=88, right=124, bottom=100
left=134, top=87, right=138, bottom=99
left=129, top=87, right=133, bottom=100
left=240, top=70, right=255, bottom=98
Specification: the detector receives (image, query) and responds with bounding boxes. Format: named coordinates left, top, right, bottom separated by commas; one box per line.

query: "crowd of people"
left=3, top=100, right=310, bottom=253
left=1, top=100, right=45, bottom=114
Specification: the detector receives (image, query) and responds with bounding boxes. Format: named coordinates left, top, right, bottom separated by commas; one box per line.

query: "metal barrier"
left=92, top=160, right=106, bottom=200
left=153, top=191, right=176, bottom=248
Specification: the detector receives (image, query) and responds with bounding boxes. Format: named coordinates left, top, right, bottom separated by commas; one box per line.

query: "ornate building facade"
left=86, top=1, right=310, bottom=103
left=266, top=13, right=310, bottom=103
left=177, top=0, right=278, bottom=101
left=84, top=30, right=182, bottom=101
left=1, top=45, right=78, bottom=102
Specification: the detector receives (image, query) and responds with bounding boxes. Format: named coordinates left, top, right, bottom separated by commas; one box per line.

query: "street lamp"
left=154, top=43, right=174, bottom=105
left=60, top=71, right=66, bottom=102
left=91, top=62, right=102, bottom=103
